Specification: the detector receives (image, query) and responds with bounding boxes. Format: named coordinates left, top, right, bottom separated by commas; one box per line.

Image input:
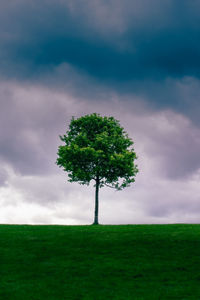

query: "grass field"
left=0, top=224, right=200, bottom=299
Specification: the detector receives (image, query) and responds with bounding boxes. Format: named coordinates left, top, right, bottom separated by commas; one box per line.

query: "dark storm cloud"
left=1, top=0, right=200, bottom=81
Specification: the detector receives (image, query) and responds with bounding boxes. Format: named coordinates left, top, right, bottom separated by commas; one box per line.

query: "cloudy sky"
left=0, top=0, right=200, bottom=225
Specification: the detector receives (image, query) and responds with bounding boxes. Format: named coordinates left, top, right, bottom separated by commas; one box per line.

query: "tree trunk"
left=93, top=176, right=100, bottom=225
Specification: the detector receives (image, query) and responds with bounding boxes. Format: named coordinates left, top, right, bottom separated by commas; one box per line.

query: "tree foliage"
left=57, top=113, right=138, bottom=190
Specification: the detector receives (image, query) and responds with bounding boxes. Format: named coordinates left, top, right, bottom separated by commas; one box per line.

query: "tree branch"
left=104, top=183, right=116, bottom=189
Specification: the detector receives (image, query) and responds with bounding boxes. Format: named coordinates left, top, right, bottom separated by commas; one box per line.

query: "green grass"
left=0, top=224, right=200, bottom=299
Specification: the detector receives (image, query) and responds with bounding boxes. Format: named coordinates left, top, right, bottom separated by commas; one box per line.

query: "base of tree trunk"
left=92, top=222, right=99, bottom=225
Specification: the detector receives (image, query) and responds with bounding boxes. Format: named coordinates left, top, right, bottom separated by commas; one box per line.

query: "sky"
left=0, top=0, right=200, bottom=225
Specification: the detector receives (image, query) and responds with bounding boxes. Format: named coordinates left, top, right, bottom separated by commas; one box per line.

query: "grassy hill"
left=0, top=224, right=200, bottom=299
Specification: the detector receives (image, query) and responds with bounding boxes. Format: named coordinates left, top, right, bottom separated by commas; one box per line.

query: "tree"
left=56, top=113, right=138, bottom=225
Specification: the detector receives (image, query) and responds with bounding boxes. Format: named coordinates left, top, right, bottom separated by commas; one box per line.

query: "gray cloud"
left=139, top=110, right=200, bottom=179
left=0, top=82, right=68, bottom=175
left=1, top=86, right=200, bottom=224
left=0, top=167, right=8, bottom=187
left=1, top=80, right=200, bottom=180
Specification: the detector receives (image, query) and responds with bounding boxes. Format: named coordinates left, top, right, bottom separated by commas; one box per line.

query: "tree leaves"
left=56, top=113, right=138, bottom=190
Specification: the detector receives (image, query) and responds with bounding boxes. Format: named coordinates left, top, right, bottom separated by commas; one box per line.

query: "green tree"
left=56, top=113, right=138, bottom=225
